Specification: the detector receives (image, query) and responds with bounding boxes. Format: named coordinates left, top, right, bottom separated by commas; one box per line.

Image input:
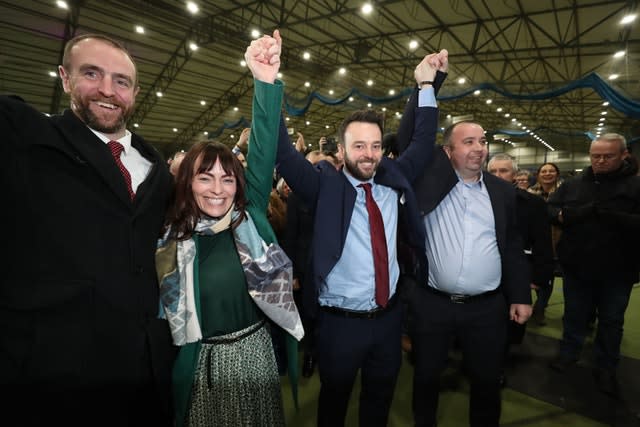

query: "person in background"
left=527, top=162, right=563, bottom=324
left=0, top=33, right=176, bottom=426
left=548, top=133, right=640, bottom=398
left=275, top=50, right=448, bottom=427
left=514, top=169, right=531, bottom=190
left=487, top=153, right=554, bottom=386
left=157, top=30, right=303, bottom=426
left=169, top=150, right=187, bottom=177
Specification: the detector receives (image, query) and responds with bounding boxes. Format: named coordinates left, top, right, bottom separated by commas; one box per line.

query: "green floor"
left=282, top=280, right=640, bottom=426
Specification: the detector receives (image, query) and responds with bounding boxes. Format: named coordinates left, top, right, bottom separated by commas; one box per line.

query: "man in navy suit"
left=0, top=34, right=174, bottom=426
left=404, top=120, right=532, bottom=426
left=275, top=51, right=448, bottom=427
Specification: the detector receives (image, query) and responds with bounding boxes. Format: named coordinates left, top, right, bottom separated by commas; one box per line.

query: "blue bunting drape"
left=206, top=73, right=639, bottom=138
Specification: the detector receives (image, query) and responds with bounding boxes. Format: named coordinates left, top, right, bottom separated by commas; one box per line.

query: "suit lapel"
left=51, top=110, right=134, bottom=207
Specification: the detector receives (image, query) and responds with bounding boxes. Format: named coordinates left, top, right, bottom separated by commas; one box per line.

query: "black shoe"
left=593, top=368, right=620, bottom=398
left=549, top=356, right=577, bottom=372
left=302, top=354, right=315, bottom=378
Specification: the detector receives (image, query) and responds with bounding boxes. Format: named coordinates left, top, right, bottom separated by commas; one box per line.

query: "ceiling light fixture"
left=620, top=14, right=637, bottom=25
left=613, top=50, right=625, bottom=58
left=135, top=25, right=145, bottom=34
left=362, top=3, right=373, bottom=14
left=186, top=1, right=199, bottom=14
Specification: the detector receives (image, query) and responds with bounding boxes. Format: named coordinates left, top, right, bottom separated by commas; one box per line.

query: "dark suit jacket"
left=395, top=89, right=530, bottom=304
left=0, top=96, right=175, bottom=421
left=516, top=189, right=554, bottom=288
left=275, top=101, right=439, bottom=317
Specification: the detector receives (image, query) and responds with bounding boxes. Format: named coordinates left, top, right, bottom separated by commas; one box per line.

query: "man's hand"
left=295, top=132, right=306, bottom=153
left=415, top=49, right=448, bottom=85
left=244, top=29, right=282, bottom=84
left=510, top=303, right=533, bottom=324
left=237, top=127, right=251, bottom=149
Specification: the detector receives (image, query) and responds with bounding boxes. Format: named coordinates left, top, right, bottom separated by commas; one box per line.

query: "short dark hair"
left=442, top=120, right=484, bottom=146
left=338, top=110, right=384, bottom=145
left=165, top=141, right=247, bottom=240
left=62, top=33, right=137, bottom=84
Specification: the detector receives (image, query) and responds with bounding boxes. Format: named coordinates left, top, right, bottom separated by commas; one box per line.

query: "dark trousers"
left=559, top=271, right=634, bottom=370
left=533, top=282, right=553, bottom=313
left=409, top=287, right=508, bottom=427
left=316, top=302, right=403, bottom=427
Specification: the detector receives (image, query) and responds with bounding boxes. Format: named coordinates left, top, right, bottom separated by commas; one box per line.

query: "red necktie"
left=359, top=183, right=389, bottom=307
left=107, top=140, right=135, bottom=200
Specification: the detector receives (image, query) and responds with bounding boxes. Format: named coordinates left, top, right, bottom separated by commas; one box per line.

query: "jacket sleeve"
left=245, top=79, right=284, bottom=243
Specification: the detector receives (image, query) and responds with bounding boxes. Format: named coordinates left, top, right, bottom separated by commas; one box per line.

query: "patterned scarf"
left=156, top=205, right=304, bottom=345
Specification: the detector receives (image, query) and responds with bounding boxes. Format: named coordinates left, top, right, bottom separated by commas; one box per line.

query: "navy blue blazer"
left=275, top=100, right=439, bottom=317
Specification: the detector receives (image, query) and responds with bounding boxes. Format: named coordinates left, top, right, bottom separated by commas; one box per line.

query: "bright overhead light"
left=186, top=1, right=199, bottom=14
left=277, top=72, right=283, bottom=78
left=389, top=89, right=396, bottom=95
left=302, top=51, right=311, bottom=60
left=305, top=121, right=310, bottom=125
left=496, top=107, right=503, bottom=112
left=339, top=67, right=346, bottom=75
left=601, top=111, right=608, bottom=115
left=367, top=79, right=374, bottom=86
left=189, top=42, right=198, bottom=51
left=200, top=100, right=206, bottom=106
left=133, top=123, right=139, bottom=128
left=409, top=40, right=418, bottom=50
left=367, top=103, right=372, bottom=107
left=240, top=60, right=246, bottom=67
left=233, top=107, right=238, bottom=111
left=156, top=91, right=163, bottom=97
left=446, top=114, right=451, bottom=119
left=329, top=89, right=334, bottom=95
left=285, top=117, right=290, bottom=121
left=304, top=81, right=310, bottom=87
left=485, top=99, right=492, bottom=104
left=203, top=131, right=208, bottom=135
left=382, top=107, right=387, bottom=112
left=602, top=101, right=610, bottom=106
left=230, top=134, right=235, bottom=139
left=251, top=29, right=260, bottom=39
left=511, top=118, right=516, bottom=122
left=473, top=90, right=481, bottom=95
left=48, top=71, right=57, bottom=77
left=349, top=97, right=354, bottom=102
left=599, top=117, right=606, bottom=122
left=457, top=77, right=466, bottom=84
left=135, top=25, right=145, bottom=34
left=172, top=128, right=178, bottom=132
left=620, top=14, right=637, bottom=25
left=504, top=113, right=510, bottom=117
left=56, top=0, right=68, bottom=9
left=325, top=125, right=330, bottom=129
left=609, top=74, right=619, bottom=80
left=613, top=50, right=626, bottom=58
left=362, top=3, right=373, bottom=14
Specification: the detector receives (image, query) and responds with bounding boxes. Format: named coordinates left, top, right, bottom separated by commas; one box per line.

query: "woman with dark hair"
left=528, top=162, right=563, bottom=324
left=156, top=31, right=303, bottom=426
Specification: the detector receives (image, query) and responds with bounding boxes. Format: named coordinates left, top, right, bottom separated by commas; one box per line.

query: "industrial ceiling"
left=1, top=0, right=639, bottom=169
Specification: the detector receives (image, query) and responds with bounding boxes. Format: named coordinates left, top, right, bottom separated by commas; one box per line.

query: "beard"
left=71, top=93, right=134, bottom=134
left=343, top=154, right=379, bottom=181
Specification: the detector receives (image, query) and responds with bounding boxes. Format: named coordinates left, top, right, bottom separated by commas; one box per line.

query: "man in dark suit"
left=0, top=34, right=174, bottom=426
left=402, top=120, right=532, bottom=427
left=488, top=153, right=554, bottom=384
left=275, top=51, right=447, bottom=426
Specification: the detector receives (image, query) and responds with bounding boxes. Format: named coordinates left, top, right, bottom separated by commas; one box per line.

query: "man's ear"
left=58, top=65, right=71, bottom=93
left=442, top=145, right=452, bottom=159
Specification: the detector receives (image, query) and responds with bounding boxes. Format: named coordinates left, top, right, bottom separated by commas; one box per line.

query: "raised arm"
left=243, top=30, right=284, bottom=215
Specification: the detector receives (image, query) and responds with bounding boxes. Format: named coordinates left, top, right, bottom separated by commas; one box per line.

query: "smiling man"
left=275, top=51, right=448, bottom=427
left=397, top=120, right=532, bottom=427
left=0, top=34, right=174, bottom=426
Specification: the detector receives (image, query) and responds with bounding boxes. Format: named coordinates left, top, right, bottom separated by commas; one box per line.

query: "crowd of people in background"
left=2, top=27, right=638, bottom=427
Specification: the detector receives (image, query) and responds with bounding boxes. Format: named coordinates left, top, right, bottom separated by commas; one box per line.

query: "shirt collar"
left=454, top=170, right=485, bottom=187
left=88, top=127, right=133, bottom=154
left=342, top=166, right=375, bottom=189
